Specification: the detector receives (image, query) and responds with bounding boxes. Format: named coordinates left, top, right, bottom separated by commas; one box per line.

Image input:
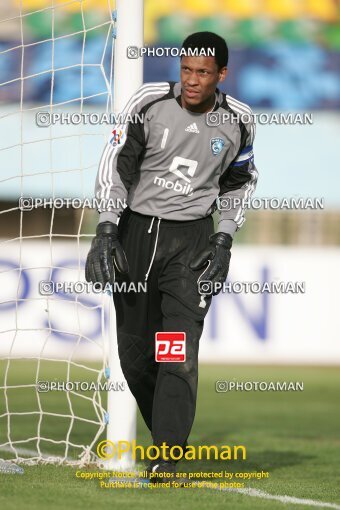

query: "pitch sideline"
left=219, top=486, right=340, bottom=509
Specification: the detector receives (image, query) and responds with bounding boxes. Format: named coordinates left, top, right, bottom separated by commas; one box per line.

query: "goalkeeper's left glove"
left=189, top=232, right=232, bottom=296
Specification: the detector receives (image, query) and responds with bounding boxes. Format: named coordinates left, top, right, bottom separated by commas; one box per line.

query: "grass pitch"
left=0, top=362, right=339, bottom=510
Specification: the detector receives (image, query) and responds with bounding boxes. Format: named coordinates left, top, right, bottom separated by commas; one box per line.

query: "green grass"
left=0, top=363, right=339, bottom=510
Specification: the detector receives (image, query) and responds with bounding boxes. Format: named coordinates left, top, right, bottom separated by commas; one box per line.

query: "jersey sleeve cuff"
left=98, top=211, right=119, bottom=225
left=217, top=219, right=238, bottom=238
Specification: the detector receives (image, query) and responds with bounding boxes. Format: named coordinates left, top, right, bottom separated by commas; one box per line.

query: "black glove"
left=189, top=232, right=232, bottom=296
left=85, top=221, right=128, bottom=288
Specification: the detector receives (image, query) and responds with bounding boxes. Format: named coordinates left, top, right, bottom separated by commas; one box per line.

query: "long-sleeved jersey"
left=95, top=81, right=258, bottom=235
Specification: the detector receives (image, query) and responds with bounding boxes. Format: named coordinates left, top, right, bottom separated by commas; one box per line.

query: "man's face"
left=180, top=56, right=227, bottom=110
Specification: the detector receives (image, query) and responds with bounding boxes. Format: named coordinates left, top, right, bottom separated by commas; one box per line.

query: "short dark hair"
left=181, top=31, right=228, bottom=69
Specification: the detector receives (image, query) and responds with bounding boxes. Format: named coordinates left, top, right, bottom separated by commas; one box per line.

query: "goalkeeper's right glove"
left=85, top=221, right=129, bottom=288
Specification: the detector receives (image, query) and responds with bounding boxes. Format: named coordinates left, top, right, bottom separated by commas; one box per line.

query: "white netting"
left=0, top=0, right=117, bottom=467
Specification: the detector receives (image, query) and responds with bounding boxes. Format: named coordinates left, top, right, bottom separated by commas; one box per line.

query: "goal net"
left=0, top=0, right=141, bottom=468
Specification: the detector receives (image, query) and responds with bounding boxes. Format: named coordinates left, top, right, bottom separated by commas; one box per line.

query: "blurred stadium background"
left=0, top=0, right=339, bottom=243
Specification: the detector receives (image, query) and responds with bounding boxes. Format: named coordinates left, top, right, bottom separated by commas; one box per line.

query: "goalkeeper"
left=86, top=32, right=258, bottom=478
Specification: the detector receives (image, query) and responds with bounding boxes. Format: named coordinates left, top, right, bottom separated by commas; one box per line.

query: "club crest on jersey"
left=210, top=137, right=224, bottom=156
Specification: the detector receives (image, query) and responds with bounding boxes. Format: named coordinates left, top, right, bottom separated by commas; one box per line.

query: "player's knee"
left=164, top=357, right=198, bottom=380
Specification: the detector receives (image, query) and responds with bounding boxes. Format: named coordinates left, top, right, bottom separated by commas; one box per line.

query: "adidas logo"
left=185, top=122, right=199, bottom=134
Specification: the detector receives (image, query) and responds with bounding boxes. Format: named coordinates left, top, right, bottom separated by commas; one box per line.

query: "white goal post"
left=105, top=0, right=143, bottom=470
left=0, top=0, right=143, bottom=469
